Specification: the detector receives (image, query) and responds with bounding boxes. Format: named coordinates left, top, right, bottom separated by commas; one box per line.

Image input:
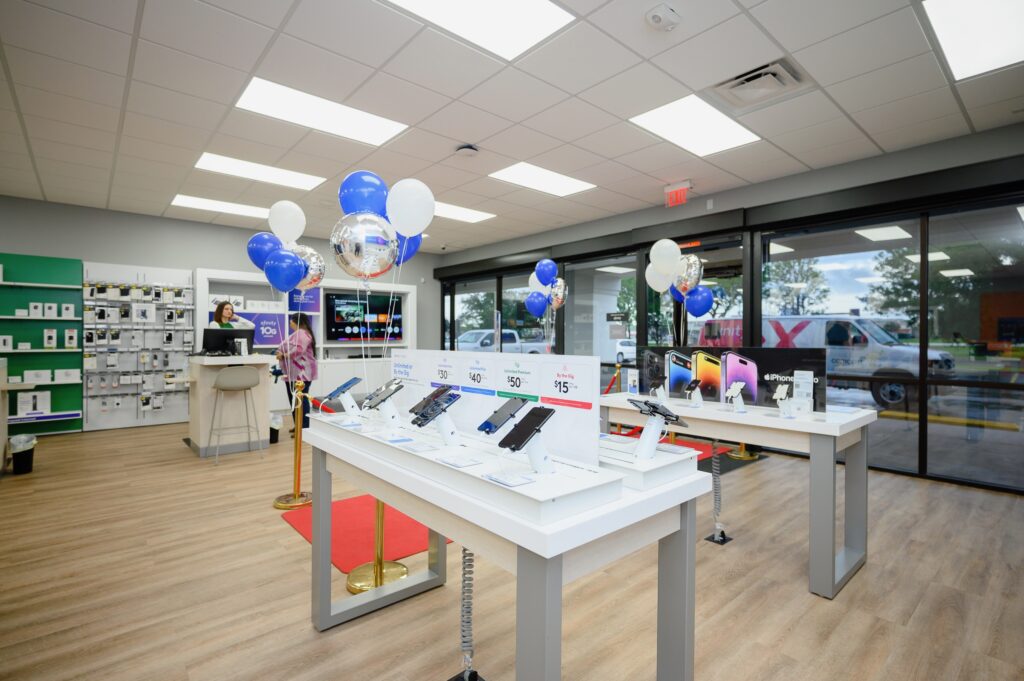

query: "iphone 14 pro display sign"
left=639, top=347, right=827, bottom=410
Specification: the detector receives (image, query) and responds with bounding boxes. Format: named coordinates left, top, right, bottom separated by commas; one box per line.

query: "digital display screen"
left=325, top=293, right=402, bottom=342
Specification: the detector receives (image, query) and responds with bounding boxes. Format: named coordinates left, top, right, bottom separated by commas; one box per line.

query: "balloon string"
left=357, top=282, right=369, bottom=390
left=381, top=254, right=405, bottom=362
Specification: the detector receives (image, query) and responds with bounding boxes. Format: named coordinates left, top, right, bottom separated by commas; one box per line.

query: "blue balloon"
left=525, top=291, right=549, bottom=317
left=669, top=285, right=685, bottom=303
left=339, top=170, right=388, bottom=217
left=395, top=233, right=421, bottom=265
left=247, top=232, right=282, bottom=270
left=264, top=249, right=306, bottom=292
left=535, top=258, right=558, bottom=287
left=685, top=285, right=714, bottom=317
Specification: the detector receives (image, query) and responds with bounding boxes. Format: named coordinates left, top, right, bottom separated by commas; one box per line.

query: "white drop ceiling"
left=0, top=0, right=1022, bottom=253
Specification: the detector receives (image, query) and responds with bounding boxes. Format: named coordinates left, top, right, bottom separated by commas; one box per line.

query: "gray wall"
left=440, top=122, right=1024, bottom=267
left=0, top=196, right=441, bottom=349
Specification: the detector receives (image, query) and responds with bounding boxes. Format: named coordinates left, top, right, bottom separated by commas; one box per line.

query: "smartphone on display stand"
left=411, top=392, right=461, bottom=427
left=626, top=398, right=680, bottom=423
left=666, top=351, right=692, bottom=395
left=361, top=379, right=404, bottom=410
left=722, top=351, right=758, bottom=404
left=693, top=351, right=722, bottom=401
left=684, top=378, right=702, bottom=394
left=498, top=406, right=555, bottom=452
left=326, top=376, right=362, bottom=401
left=409, top=384, right=454, bottom=414
left=478, top=397, right=528, bottom=434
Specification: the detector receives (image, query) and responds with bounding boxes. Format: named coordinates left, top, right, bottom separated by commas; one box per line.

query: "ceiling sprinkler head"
left=454, top=143, right=479, bottom=157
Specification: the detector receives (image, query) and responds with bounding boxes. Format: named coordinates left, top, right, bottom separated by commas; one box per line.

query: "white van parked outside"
left=698, top=315, right=955, bottom=408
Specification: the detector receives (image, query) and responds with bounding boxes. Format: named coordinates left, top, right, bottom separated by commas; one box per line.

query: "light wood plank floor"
left=0, top=424, right=1021, bottom=681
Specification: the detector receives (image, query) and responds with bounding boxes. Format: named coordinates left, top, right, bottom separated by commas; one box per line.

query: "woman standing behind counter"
left=276, top=312, right=318, bottom=434
left=209, top=301, right=255, bottom=329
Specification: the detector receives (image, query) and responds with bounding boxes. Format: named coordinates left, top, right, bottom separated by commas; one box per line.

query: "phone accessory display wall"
left=81, top=263, right=193, bottom=431
left=0, top=253, right=84, bottom=435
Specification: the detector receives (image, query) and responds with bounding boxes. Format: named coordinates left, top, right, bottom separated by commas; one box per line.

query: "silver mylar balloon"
left=549, top=277, right=568, bottom=310
left=672, top=254, right=703, bottom=294
left=290, top=244, right=325, bottom=291
left=329, top=212, right=398, bottom=279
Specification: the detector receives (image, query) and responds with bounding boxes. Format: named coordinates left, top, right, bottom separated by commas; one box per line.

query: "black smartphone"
left=326, top=377, right=362, bottom=400
left=411, top=392, right=461, bottom=427
left=684, top=378, right=702, bottom=393
left=361, top=379, right=404, bottom=410
left=409, top=384, right=454, bottom=414
left=478, top=397, right=528, bottom=434
left=498, top=406, right=555, bottom=452
left=627, top=398, right=680, bottom=423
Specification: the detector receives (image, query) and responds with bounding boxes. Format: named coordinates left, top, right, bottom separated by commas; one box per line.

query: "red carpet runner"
left=281, top=494, right=448, bottom=573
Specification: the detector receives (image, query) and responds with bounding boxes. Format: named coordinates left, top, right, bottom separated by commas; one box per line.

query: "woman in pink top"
left=276, top=312, right=318, bottom=433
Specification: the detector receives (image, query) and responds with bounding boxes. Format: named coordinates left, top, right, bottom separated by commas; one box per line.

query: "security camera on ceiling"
left=646, top=3, right=680, bottom=31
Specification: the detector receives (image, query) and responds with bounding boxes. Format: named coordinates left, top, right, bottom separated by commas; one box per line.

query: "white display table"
left=187, top=355, right=274, bottom=458
left=305, top=411, right=711, bottom=681
left=601, top=392, right=877, bottom=599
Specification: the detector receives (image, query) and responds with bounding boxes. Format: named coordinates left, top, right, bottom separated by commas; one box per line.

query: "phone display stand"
left=376, top=397, right=402, bottom=436
left=522, top=435, right=554, bottom=475
left=777, top=397, right=795, bottom=419
left=434, top=410, right=461, bottom=447
left=338, top=391, right=361, bottom=415
left=686, top=388, right=703, bottom=408
left=635, top=412, right=666, bottom=460
left=725, top=382, right=747, bottom=413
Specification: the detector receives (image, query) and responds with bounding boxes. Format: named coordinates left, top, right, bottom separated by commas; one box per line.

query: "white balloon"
left=645, top=263, right=673, bottom=293
left=386, top=178, right=435, bottom=236
left=528, top=272, right=549, bottom=293
left=268, top=200, right=306, bottom=243
left=650, top=238, right=680, bottom=276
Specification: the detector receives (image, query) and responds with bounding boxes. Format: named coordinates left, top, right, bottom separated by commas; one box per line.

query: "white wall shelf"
left=3, top=348, right=82, bottom=353
left=0, top=316, right=83, bottom=321
left=8, top=410, right=83, bottom=424
left=0, top=281, right=81, bottom=290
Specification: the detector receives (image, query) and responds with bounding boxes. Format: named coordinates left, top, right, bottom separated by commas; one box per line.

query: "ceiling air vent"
left=706, top=60, right=812, bottom=115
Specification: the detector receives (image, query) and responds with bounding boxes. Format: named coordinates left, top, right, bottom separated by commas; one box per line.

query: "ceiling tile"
left=29, top=139, right=114, bottom=169
left=132, top=40, right=248, bottom=105
left=345, top=72, right=451, bottom=126
left=589, top=0, right=740, bottom=58
left=35, top=157, right=111, bottom=182
left=751, top=0, right=909, bottom=52
left=14, top=85, right=121, bottom=132
left=481, top=125, right=562, bottom=159
left=115, top=154, right=191, bottom=181
left=967, top=95, right=1024, bottom=132
left=23, top=115, right=117, bottom=152
left=118, top=135, right=200, bottom=166
left=109, top=183, right=176, bottom=204
left=284, top=0, right=422, bottom=69
left=0, top=164, right=39, bottom=185
left=956, top=64, right=1024, bottom=109
left=574, top=122, right=660, bottom=158
left=652, top=15, right=783, bottom=91
left=789, top=135, right=880, bottom=168
left=291, top=131, right=375, bottom=165
left=573, top=159, right=638, bottom=185
left=501, top=188, right=561, bottom=208
left=0, top=132, right=30, bottom=155
left=110, top=167, right=180, bottom=191
left=28, top=0, right=138, bottom=32
left=45, top=188, right=108, bottom=209
left=528, top=144, right=605, bottom=173
left=616, top=142, right=699, bottom=173
left=122, top=112, right=211, bottom=150
left=826, top=52, right=948, bottom=113
left=256, top=35, right=374, bottom=104
left=204, top=132, right=288, bottom=165
left=771, top=116, right=864, bottom=154
left=162, top=204, right=216, bottom=222
left=438, top=147, right=516, bottom=176
left=792, top=7, right=930, bottom=86
left=274, top=150, right=343, bottom=179
left=419, top=101, right=511, bottom=143
left=578, top=62, right=691, bottom=119
left=0, top=82, right=13, bottom=110
left=850, top=87, right=960, bottom=134
left=737, top=90, right=843, bottom=138
left=202, top=0, right=292, bottom=28
left=516, top=22, right=640, bottom=94
left=0, top=151, right=34, bottom=172
left=385, top=29, right=503, bottom=99
left=705, top=141, right=809, bottom=183
left=458, top=176, right=518, bottom=198
left=604, top=173, right=664, bottom=202
left=5, top=46, right=125, bottom=107
left=0, top=1, right=131, bottom=75
left=570, top=187, right=653, bottom=212
left=460, top=67, right=569, bottom=122
left=235, top=182, right=307, bottom=204
left=356, top=148, right=434, bottom=180
left=435, top=188, right=489, bottom=207
left=409, top=163, right=477, bottom=191
left=178, top=167, right=251, bottom=196
left=0, top=109, right=20, bottom=135
left=109, top=196, right=169, bottom=215
left=218, top=109, right=309, bottom=149
left=871, top=112, right=970, bottom=152
left=126, top=81, right=228, bottom=129
left=523, top=97, right=618, bottom=142
left=382, top=128, right=459, bottom=163
left=141, top=0, right=274, bottom=71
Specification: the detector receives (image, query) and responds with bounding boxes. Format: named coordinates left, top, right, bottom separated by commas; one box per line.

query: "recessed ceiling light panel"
left=769, top=243, right=794, bottom=255
left=434, top=201, right=496, bottom=223
left=855, top=225, right=913, bottom=241
left=489, top=162, right=595, bottom=197
left=172, top=194, right=269, bottom=218
left=195, top=153, right=326, bottom=190
left=595, top=266, right=635, bottom=274
left=905, top=252, right=950, bottom=263
left=236, top=78, right=406, bottom=146
left=939, top=268, right=974, bottom=278
left=923, top=0, right=1024, bottom=80
left=630, top=94, right=760, bottom=157
left=388, top=0, right=574, bottom=60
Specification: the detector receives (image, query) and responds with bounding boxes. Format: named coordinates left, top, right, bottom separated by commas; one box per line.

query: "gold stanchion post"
left=273, top=380, right=313, bottom=510
left=727, top=441, right=759, bottom=461
left=346, top=499, right=409, bottom=593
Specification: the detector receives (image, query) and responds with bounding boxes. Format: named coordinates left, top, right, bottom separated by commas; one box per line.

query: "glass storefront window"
left=501, top=274, right=552, bottom=354
left=646, top=286, right=675, bottom=347
left=564, top=256, right=637, bottom=364
left=453, top=279, right=495, bottom=351
left=683, top=241, right=743, bottom=347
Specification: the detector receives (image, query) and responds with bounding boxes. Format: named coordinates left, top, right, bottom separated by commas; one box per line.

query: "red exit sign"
left=664, top=180, right=692, bottom=208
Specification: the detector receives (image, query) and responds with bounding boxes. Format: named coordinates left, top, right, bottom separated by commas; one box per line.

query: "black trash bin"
left=12, top=446, right=34, bottom=474
left=269, top=427, right=280, bottom=444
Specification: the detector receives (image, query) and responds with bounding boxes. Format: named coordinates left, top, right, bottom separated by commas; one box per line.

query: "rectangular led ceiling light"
left=388, top=0, right=574, bottom=60
left=236, top=78, right=407, bottom=146
left=630, top=94, right=760, bottom=157
left=489, top=162, right=595, bottom=197
left=905, top=252, right=950, bottom=263
left=434, top=201, right=495, bottom=223
left=195, top=153, right=325, bottom=190
left=596, top=266, right=635, bottom=274
left=939, top=268, right=974, bottom=278
left=923, top=0, right=1024, bottom=80
left=769, top=243, right=794, bottom=255
left=855, top=225, right=913, bottom=241
left=171, top=194, right=269, bottom=219
left=1017, top=206, right=1024, bottom=222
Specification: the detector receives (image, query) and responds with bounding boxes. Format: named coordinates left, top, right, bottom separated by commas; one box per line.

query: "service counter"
left=188, top=355, right=274, bottom=458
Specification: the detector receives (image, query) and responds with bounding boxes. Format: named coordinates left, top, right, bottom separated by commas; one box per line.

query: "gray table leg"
left=310, top=446, right=448, bottom=632
left=516, top=547, right=562, bottom=681
left=838, top=428, right=868, bottom=590
left=657, top=499, right=696, bottom=681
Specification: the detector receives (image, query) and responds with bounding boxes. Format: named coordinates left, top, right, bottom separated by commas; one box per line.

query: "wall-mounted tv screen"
left=325, top=292, right=402, bottom=343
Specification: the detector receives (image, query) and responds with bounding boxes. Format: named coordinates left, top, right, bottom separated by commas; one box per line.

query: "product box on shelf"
left=17, top=342, right=30, bottom=350
left=17, top=391, right=51, bottom=415
left=44, top=303, right=57, bottom=318
left=29, top=302, right=43, bottom=318
left=65, top=329, right=78, bottom=348
left=61, top=303, right=75, bottom=318
left=43, top=329, right=57, bottom=349
left=14, top=308, right=28, bottom=317
left=0, top=335, right=12, bottom=351
left=24, top=369, right=52, bottom=384
left=56, top=368, right=82, bottom=383
left=0, top=263, right=4, bottom=281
